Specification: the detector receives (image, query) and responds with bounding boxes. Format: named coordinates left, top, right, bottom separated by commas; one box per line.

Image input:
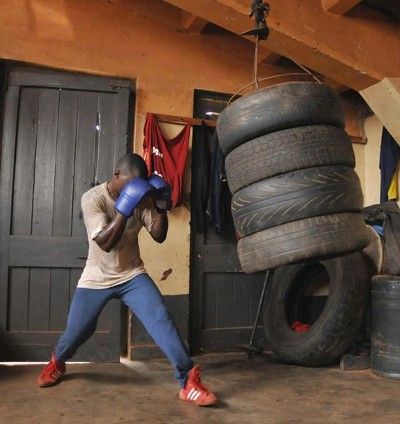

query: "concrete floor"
left=1, top=353, right=400, bottom=424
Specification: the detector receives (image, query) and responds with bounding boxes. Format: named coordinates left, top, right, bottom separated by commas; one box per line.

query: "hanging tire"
left=225, top=125, right=355, bottom=194
left=232, top=166, right=363, bottom=238
left=237, top=213, right=371, bottom=273
left=217, top=82, right=345, bottom=155
left=263, top=251, right=373, bottom=366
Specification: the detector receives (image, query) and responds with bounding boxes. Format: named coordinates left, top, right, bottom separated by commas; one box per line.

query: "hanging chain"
left=227, top=1, right=323, bottom=105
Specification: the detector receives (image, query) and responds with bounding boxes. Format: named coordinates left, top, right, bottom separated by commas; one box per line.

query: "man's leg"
left=55, top=287, right=112, bottom=361
left=118, top=273, right=193, bottom=387
left=38, top=287, right=112, bottom=387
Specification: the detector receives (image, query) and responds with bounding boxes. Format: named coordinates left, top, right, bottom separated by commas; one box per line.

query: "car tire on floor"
left=263, top=251, right=374, bottom=366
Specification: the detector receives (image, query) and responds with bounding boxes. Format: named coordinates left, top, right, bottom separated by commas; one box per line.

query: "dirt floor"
left=1, top=352, right=400, bottom=424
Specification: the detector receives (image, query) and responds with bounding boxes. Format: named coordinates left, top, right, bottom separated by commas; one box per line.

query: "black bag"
left=363, top=202, right=400, bottom=275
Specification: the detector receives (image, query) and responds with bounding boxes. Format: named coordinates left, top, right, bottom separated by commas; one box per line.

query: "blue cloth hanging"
left=380, top=127, right=400, bottom=203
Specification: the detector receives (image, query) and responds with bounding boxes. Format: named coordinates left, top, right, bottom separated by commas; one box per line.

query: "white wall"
left=353, top=143, right=366, bottom=198
left=364, top=115, right=384, bottom=206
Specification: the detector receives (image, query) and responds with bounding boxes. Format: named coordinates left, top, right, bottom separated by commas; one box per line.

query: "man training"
left=37, top=153, right=217, bottom=407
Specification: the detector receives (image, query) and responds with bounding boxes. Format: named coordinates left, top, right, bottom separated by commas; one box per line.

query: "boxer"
left=37, top=153, right=217, bottom=406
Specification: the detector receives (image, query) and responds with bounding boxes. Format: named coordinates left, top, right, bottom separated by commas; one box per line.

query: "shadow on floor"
left=62, top=370, right=149, bottom=385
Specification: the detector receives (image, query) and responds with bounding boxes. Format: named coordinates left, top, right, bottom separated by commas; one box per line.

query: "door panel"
left=0, top=68, right=132, bottom=361
left=190, top=90, right=266, bottom=353
left=52, top=90, right=78, bottom=238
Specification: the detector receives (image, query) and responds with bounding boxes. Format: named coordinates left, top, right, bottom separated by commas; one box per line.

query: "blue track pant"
left=55, top=273, right=193, bottom=387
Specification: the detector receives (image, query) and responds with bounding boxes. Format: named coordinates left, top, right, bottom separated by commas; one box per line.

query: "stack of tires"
left=217, top=82, right=371, bottom=273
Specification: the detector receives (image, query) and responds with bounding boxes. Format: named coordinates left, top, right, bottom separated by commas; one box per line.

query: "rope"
left=290, top=60, right=322, bottom=83
left=227, top=32, right=324, bottom=105
left=228, top=73, right=319, bottom=105
left=253, top=37, right=260, bottom=89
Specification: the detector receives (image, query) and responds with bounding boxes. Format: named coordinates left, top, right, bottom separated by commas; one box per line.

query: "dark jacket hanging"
left=206, top=130, right=230, bottom=234
left=363, top=202, right=400, bottom=275
left=192, top=124, right=210, bottom=232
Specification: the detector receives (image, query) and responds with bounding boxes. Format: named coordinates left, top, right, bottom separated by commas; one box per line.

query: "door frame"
left=189, top=89, right=235, bottom=353
left=0, top=62, right=135, bottom=360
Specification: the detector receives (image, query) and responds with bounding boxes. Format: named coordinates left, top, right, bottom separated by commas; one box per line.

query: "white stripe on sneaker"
left=190, top=390, right=199, bottom=400
left=193, top=392, right=202, bottom=401
left=188, top=388, right=195, bottom=399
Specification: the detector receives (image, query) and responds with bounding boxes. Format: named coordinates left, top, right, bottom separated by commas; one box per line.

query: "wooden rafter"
left=323, top=77, right=349, bottom=94
left=153, top=113, right=216, bottom=127
left=181, top=11, right=208, bottom=33
left=258, top=48, right=282, bottom=65
left=152, top=114, right=364, bottom=143
left=322, top=0, right=362, bottom=14
left=162, top=0, right=400, bottom=91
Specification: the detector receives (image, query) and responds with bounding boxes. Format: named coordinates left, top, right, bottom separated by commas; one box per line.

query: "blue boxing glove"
left=115, top=178, right=152, bottom=217
left=148, top=174, right=172, bottom=211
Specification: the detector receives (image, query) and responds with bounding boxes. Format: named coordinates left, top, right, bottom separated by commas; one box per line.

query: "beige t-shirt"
left=77, top=182, right=158, bottom=289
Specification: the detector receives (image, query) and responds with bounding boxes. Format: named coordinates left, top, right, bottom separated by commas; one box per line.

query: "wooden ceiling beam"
left=258, top=48, right=282, bottom=65
left=323, top=77, right=350, bottom=94
left=181, top=12, right=208, bottom=33
left=341, top=93, right=368, bottom=144
left=162, top=0, right=400, bottom=91
left=360, top=78, right=400, bottom=144
left=322, top=0, right=362, bottom=15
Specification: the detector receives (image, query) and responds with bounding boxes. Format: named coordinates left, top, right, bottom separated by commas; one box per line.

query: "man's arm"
left=94, top=212, right=127, bottom=252
left=149, top=209, right=168, bottom=243
left=145, top=175, right=172, bottom=243
left=88, top=177, right=152, bottom=253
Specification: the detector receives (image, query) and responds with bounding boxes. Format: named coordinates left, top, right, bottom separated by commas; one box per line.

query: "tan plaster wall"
left=353, top=144, right=366, bottom=198
left=0, top=0, right=292, bottom=296
left=0, top=0, right=375, bottom=296
left=364, top=115, right=383, bottom=206
left=138, top=122, right=193, bottom=296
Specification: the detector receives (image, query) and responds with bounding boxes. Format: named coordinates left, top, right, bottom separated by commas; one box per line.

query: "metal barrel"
left=371, top=275, right=400, bottom=379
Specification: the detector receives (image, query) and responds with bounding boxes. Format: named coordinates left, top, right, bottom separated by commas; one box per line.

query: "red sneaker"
left=37, top=353, right=66, bottom=387
left=179, top=366, right=217, bottom=406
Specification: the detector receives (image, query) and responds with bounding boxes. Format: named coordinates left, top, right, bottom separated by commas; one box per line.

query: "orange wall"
left=0, top=0, right=290, bottom=144
left=0, top=0, right=368, bottom=296
left=0, top=0, right=372, bottom=355
left=0, top=0, right=293, bottom=296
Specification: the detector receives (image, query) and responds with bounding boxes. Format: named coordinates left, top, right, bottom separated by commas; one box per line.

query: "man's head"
left=111, top=153, right=148, bottom=194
